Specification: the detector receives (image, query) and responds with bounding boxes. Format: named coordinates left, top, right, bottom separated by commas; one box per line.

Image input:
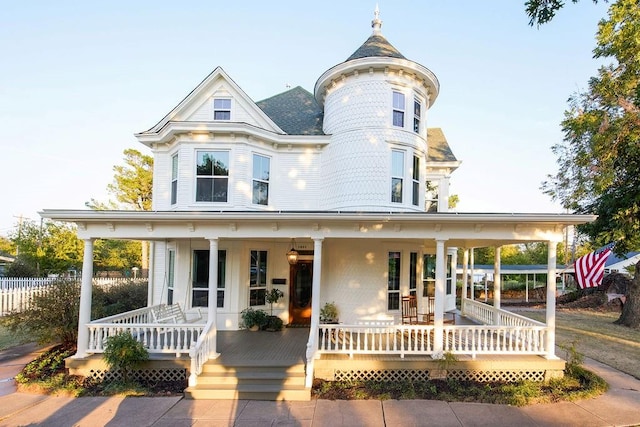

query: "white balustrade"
left=188, top=320, right=217, bottom=386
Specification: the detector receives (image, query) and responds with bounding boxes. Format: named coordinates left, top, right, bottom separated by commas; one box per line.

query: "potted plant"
left=264, top=288, right=285, bottom=331
left=320, top=301, right=339, bottom=323
left=240, top=307, right=268, bottom=331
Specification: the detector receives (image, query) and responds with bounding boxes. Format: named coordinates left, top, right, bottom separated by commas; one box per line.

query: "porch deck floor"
left=216, top=327, right=308, bottom=366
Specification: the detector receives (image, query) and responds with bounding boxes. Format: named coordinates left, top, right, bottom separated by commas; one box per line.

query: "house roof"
left=427, top=128, right=458, bottom=163
left=345, top=34, right=406, bottom=62
left=256, top=86, right=325, bottom=135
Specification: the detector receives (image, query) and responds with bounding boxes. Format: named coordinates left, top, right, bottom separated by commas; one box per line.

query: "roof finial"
left=372, top=4, right=382, bottom=35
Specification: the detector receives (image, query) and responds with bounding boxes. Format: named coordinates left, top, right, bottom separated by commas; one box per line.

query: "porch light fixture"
left=286, top=239, right=299, bottom=265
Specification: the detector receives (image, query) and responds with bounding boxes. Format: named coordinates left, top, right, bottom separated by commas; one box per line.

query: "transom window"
left=213, top=98, right=231, bottom=120
left=171, top=154, right=178, bottom=205
left=413, top=99, right=422, bottom=133
left=388, top=251, right=401, bottom=310
left=196, top=151, right=229, bottom=203
left=250, top=250, right=268, bottom=306
left=192, top=250, right=227, bottom=308
left=391, top=150, right=404, bottom=203
left=392, top=91, right=405, bottom=127
left=252, top=154, right=270, bottom=205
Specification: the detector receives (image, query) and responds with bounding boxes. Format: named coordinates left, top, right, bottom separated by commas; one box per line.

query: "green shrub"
left=265, top=315, right=284, bottom=331
left=240, top=307, right=268, bottom=329
left=103, top=331, right=149, bottom=383
left=92, top=280, right=148, bottom=319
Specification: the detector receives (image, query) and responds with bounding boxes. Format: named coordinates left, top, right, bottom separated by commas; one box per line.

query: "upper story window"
left=412, top=155, right=420, bottom=207
left=413, top=99, right=422, bottom=133
left=252, top=154, right=270, bottom=206
left=392, top=91, right=405, bottom=127
left=213, top=98, right=231, bottom=120
left=196, top=151, right=229, bottom=203
left=171, top=154, right=178, bottom=205
left=391, top=150, right=404, bottom=203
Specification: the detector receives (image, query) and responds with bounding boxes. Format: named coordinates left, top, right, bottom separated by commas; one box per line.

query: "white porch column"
left=147, top=241, right=155, bottom=307
left=208, top=239, right=219, bottom=355
left=494, top=246, right=501, bottom=325
left=469, top=248, right=475, bottom=301
left=546, top=241, right=558, bottom=359
left=75, top=239, right=94, bottom=358
left=493, top=247, right=501, bottom=309
left=462, top=249, right=469, bottom=301
left=305, top=238, right=323, bottom=387
left=432, top=239, right=447, bottom=357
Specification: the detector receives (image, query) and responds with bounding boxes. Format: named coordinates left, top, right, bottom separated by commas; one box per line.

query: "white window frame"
left=392, top=91, right=405, bottom=127
left=171, top=153, right=178, bottom=206
left=213, top=98, right=231, bottom=120
left=252, top=153, right=270, bottom=206
left=388, top=251, right=401, bottom=311
left=413, top=98, right=422, bottom=133
left=195, top=150, right=229, bottom=203
left=249, top=250, right=268, bottom=307
left=391, top=150, right=404, bottom=203
left=412, top=155, right=420, bottom=207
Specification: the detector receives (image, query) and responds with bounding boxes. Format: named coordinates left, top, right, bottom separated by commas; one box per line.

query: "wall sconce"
left=286, top=239, right=299, bottom=265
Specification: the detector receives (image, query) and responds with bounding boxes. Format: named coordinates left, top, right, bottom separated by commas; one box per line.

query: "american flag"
left=574, top=243, right=615, bottom=289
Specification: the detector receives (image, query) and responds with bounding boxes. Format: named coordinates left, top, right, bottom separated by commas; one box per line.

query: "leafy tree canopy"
left=542, top=0, right=640, bottom=255
left=526, top=0, right=604, bottom=26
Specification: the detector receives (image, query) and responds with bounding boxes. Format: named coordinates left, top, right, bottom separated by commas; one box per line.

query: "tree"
left=525, top=0, right=604, bottom=26
left=88, top=149, right=153, bottom=272
left=542, top=0, right=640, bottom=327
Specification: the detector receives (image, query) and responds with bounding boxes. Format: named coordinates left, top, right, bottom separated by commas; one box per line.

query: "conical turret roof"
left=345, top=5, right=406, bottom=62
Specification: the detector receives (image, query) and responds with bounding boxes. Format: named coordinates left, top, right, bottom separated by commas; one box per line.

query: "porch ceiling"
left=40, top=209, right=595, bottom=248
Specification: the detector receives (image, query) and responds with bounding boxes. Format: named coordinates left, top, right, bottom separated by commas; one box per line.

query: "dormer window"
left=413, top=99, right=422, bottom=133
left=392, top=91, right=405, bottom=127
left=213, top=98, right=231, bottom=120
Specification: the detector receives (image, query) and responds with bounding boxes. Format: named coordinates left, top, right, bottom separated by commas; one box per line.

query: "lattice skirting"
left=333, top=369, right=547, bottom=382
left=87, top=368, right=187, bottom=383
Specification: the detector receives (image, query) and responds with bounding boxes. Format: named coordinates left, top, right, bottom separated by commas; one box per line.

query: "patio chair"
left=401, top=295, right=418, bottom=324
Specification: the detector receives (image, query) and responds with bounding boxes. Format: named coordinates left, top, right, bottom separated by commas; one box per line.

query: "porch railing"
left=188, top=320, right=217, bottom=387
left=462, top=298, right=546, bottom=328
left=317, top=323, right=547, bottom=358
left=87, top=304, right=204, bottom=357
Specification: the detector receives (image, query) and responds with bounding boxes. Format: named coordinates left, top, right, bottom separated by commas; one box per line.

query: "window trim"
left=391, top=150, right=404, bottom=203
left=413, top=98, right=422, bottom=133
left=252, top=153, right=270, bottom=206
left=213, top=98, right=231, bottom=121
left=171, top=153, right=178, bottom=206
left=392, top=91, right=405, bottom=128
left=195, top=150, right=230, bottom=203
left=412, top=155, right=420, bottom=207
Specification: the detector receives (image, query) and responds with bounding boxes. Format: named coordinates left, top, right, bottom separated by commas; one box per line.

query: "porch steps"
left=184, top=360, right=310, bottom=401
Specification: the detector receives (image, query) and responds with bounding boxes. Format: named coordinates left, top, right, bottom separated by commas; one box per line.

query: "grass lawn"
left=520, top=309, right=640, bottom=380
left=0, top=323, right=31, bottom=351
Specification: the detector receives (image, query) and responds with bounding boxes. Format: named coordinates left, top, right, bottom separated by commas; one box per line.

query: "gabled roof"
left=136, top=66, right=283, bottom=138
left=427, top=128, right=458, bottom=163
left=256, top=86, right=325, bottom=135
left=345, top=34, right=406, bottom=62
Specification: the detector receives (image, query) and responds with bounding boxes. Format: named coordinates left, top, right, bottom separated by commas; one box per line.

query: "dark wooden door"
left=289, top=261, right=313, bottom=325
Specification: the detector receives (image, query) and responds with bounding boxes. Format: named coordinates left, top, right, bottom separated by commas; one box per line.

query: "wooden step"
left=184, top=384, right=311, bottom=401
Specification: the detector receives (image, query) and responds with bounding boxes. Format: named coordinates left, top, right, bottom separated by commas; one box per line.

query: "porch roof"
left=40, top=209, right=595, bottom=249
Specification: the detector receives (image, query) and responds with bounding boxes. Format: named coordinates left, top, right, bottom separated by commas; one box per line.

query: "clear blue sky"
left=0, top=0, right=611, bottom=236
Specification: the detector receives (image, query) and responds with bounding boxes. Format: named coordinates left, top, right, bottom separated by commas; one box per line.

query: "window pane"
left=252, top=181, right=269, bottom=205
left=214, top=111, right=231, bottom=120
left=412, top=181, right=419, bottom=206
left=213, top=178, right=228, bottom=202
left=392, top=151, right=404, bottom=176
left=392, top=178, right=403, bottom=203
left=393, top=111, right=404, bottom=127
left=412, top=156, right=419, bottom=180
left=253, top=155, right=270, bottom=181
left=413, top=117, right=420, bottom=133
left=410, top=252, right=417, bottom=290
left=414, top=100, right=421, bottom=116
left=388, top=292, right=400, bottom=311
left=393, top=92, right=405, bottom=109
left=250, top=250, right=268, bottom=286
left=388, top=252, right=401, bottom=291
left=196, top=178, right=213, bottom=202
left=171, top=180, right=177, bottom=205
left=213, top=153, right=229, bottom=176
left=197, top=152, right=213, bottom=176
left=250, top=289, right=266, bottom=306
left=171, top=155, right=178, bottom=179
left=214, top=99, right=231, bottom=109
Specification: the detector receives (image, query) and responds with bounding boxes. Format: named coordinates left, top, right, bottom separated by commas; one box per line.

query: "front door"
left=289, top=260, right=313, bottom=325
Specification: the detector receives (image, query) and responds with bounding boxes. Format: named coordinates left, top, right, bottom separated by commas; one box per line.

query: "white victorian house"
left=41, top=11, right=595, bottom=400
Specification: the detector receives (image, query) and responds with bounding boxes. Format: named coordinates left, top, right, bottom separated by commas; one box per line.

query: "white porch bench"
left=150, top=304, right=201, bottom=324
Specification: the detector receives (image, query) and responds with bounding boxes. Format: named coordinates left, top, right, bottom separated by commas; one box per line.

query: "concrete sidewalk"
left=0, top=347, right=638, bottom=426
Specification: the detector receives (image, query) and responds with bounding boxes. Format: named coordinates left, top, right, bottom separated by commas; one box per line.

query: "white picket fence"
left=0, top=277, right=147, bottom=316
